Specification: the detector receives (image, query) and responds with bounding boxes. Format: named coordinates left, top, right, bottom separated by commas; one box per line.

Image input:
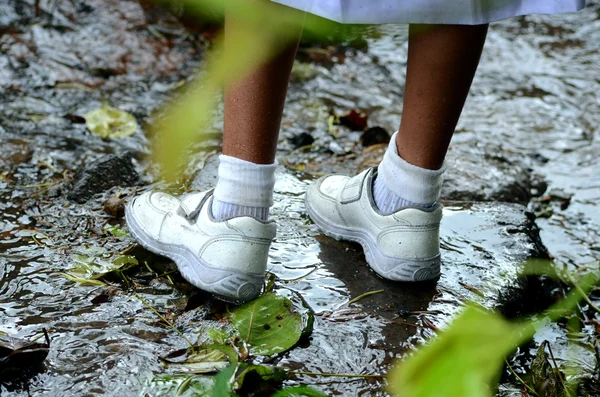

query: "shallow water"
left=1, top=0, right=599, bottom=395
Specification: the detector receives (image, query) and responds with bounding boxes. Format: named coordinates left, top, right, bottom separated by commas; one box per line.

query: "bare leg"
left=397, top=24, right=489, bottom=170
left=223, top=11, right=300, bottom=165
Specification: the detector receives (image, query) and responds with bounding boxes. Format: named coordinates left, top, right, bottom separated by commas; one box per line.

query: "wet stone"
left=290, top=138, right=547, bottom=204
left=442, top=140, right=548, bottom=204
left=66, top=152, right=138, bottom=203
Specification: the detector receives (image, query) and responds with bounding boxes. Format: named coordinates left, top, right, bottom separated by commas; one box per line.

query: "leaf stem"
left=504, top=359, right=538, bottom=396
left=348, top=289, right=384, bottom=305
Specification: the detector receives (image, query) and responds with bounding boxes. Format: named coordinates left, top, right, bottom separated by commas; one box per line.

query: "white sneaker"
left=125, top=190, right=276, bottom=302
left=305, top=168, right=442, bottom=281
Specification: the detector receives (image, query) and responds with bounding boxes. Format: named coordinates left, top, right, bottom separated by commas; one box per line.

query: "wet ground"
left=1, top=0, right=599, bottom=396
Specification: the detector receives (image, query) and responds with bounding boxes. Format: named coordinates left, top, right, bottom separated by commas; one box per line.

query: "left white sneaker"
left=125, top=190, right=276, bottom=302
left=305, top=168, right=442, bottom=282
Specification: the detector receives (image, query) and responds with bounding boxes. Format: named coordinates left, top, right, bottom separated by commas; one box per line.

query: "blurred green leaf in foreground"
left=387, top=272, right=598, bottom=397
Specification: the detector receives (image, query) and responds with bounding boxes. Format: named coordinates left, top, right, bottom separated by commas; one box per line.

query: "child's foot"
left=125, top=190, right=275, bottom=302
left=305, top=168, right=442, bottom=281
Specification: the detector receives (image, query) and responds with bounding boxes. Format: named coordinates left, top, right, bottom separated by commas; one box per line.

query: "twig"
left=291, top=371, right=383, bottom=379
left=20, top=182, right=55, bottom=189
left=422, top=317, right=438, bottom=332
left=280, top=267, right=318, bottom=283
left=30, top=329, right=50, bottom=344
left=570, top=276, right=600, bottom=315
left=133, top=292, right=193, bottom=347
left=118, top=244, right=136, bottom=255
left=504, top=359, right=538, bottom=396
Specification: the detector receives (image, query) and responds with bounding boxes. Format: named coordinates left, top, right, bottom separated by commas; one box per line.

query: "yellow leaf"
left=84, top=103, right=138, bottom=139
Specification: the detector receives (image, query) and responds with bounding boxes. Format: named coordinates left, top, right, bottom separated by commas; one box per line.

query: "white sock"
left=374, top=131, right=444, bottom=214
left=212, top=154, right=276, bottom=221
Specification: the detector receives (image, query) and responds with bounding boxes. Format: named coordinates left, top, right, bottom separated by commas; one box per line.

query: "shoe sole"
left=305, top=199, right=440, bottom=282
left=125, top=200, right=264, bottom=303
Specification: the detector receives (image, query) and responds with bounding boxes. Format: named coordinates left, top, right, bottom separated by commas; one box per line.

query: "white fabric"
left=378, top=132, right=444, bottom=205
left=373, top=174, right=431, bottom=214
left=212, top=200, right=269, bottom=221
left=272, top=0, right=586, bottom=24
left=213, top=154, right=277, bottom=208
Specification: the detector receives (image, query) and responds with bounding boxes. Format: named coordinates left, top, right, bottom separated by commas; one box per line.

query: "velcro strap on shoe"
left=340, top=169, right=370, bottom=204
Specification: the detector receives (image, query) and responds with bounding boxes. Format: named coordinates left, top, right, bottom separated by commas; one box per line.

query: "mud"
left=1, top=0, right=599, bottom=396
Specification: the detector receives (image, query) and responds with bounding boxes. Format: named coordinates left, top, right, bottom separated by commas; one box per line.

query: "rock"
left=360, top=127, right=390, bottom=147
left=442, top=142, right=547, bottom=204
left=103, top=197, right=126, bottom=218
left=295, top=140, right=546, bottom=204
left=289, top=132, right=315, bottom=149
left=66, top=153, right=138, bottom=203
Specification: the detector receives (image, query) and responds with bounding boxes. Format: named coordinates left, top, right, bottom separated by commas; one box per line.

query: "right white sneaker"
left=305, top=168, right=442, bottom=281
left=125, top=190, right=276, bottom=302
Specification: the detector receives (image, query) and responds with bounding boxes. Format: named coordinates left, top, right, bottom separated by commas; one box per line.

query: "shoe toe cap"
left=316, top=175, right=349, bottom=199
left=306, top=175, right=349, bottom=224
left=127, top=191, right=180, bottom=236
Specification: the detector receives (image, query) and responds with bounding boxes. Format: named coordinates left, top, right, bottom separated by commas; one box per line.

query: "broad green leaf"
left=387, top=305, right=534, bottom=397
left=213, top=364, right=238, bottom=397
left=84, top=103, right=138, bottom=139
left=226, top=292, right=304, bottom=356
left=232, top=363, right=286, bottom=390
left=160, top=345, right=229, bottom=374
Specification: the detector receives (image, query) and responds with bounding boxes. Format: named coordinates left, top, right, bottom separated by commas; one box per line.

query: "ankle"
left=212, top=154, right=276, bottom=221
left=374, top=131, right=444, bottom=214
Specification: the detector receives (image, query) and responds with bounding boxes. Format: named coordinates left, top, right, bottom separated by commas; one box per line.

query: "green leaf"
left=213, top=364, right=238, bottom=397
left=60, top=272, right=106, bottom=286
left=103, top=224, right=129, bottom=237
left=84, top=103, right=138, bottom=139
left=387, top=305, right=534, bottom=397
left=160, top=345, right=230, bottom=374
left=143, top=374, right=214, bottom=397
left=226, top=292, right=305, bottom=356
left=232, top=363, right=286, bottom=390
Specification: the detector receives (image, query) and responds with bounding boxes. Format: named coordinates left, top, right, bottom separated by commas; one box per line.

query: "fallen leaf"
left=161, top=345, right=229, bottom=374
left=84, top=103, right=138, bottom=139
left=339, top=109, right=368, bottom=131
left=226, top=292, right=306, bottom=356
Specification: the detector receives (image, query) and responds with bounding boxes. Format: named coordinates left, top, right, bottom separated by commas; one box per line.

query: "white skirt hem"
left=272, top=0, right=586, bottom=25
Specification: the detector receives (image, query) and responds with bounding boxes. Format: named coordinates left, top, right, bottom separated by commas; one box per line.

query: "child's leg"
left=212, top=9, right=301, bottom=221
left=306, top=24, right=488, bottom=281
left=374, top=24, right=488, bottom=213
